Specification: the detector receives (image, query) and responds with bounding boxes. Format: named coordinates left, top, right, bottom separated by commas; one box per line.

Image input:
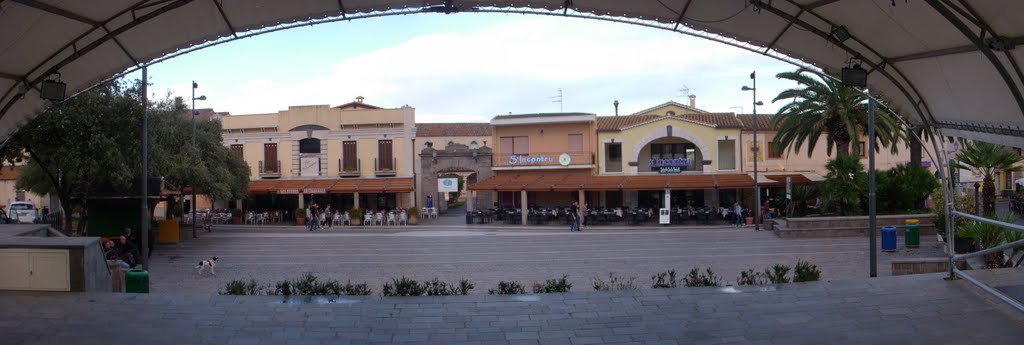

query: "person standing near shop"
left=733, top=201, right=744, bottom=227
left=569, top=201, right=580, bottom=232
left=306, top=206, right=314, bottom=231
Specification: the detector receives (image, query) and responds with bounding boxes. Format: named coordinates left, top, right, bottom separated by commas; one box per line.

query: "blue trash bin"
left=881, top=226, right=897, bottom=251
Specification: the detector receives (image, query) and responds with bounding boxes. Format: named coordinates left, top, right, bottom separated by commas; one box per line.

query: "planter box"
left=774, top=213, right=937, bottom=239
left=296, top=218, right=305, bottom=226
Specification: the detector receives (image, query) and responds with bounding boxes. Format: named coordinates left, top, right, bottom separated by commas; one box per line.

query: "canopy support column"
left=353, top=192, right=360, bottom=209
left=520, top=191, right=528, bottom=225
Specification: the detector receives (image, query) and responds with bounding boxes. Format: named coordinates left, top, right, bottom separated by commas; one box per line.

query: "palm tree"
left=955, top=140, right=1023, bottom=215
left=821, top=154, right=867, bottom=216
left=769, top=69, right=902, bottom=157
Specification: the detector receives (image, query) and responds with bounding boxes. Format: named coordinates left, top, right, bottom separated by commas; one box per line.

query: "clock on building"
left=559, top=153, right=571, bottom=166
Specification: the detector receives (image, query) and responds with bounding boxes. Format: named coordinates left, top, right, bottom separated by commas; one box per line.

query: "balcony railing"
left=375, top=157, right=397, bottom=176
left=259, top=160, right=281, bottom=178
left=339, top=158, right=361, bottom=177
left=493, top=152, right=595, bottom=168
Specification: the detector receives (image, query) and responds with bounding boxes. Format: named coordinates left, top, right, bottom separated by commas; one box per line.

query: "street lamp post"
left=742, top=72, right=764, bottom=231
left=191, top=81, right=206, bottom=239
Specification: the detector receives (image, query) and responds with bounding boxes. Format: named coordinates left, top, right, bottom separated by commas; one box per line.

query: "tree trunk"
left=834, top=137, right=851, bottom=156
left=983, top=176, right=996, bottom=216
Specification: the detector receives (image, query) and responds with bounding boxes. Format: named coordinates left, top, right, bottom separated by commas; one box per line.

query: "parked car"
left=7, top=201, right=38, bottom=224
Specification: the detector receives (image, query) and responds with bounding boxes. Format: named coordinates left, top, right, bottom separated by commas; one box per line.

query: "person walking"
left=324, top=205, right=332, bottom=228
left=569, top=201, right=580, bottom=232
left=306, top=205, right=314, bottom=231
left=733, top=201, right=744, bottom=227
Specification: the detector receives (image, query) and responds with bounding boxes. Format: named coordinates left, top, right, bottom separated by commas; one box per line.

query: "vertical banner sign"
left=438, top=178, right=459, bottom=193
left=786, top=176, right=792, bottom=200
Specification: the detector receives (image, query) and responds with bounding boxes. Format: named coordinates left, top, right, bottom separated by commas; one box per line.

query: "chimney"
left=688, top=95, right=696, bottom=108
left=356, top=96, right=364, bottom=103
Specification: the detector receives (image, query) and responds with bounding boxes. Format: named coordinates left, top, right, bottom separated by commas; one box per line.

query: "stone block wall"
left=891, top=257, right=966, bottom=276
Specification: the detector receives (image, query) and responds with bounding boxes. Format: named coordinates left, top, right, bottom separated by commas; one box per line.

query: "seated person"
left=115, top=235, right=140, bottom=268
left=103, top=240, right=131, bottom=269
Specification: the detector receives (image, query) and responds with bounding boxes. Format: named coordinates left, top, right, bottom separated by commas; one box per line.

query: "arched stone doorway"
left=630, top=125, right=711, bottom=174
left=418, top=143, right=493, bottom=214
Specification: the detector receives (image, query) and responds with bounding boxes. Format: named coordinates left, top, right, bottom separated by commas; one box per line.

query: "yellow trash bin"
left=158, top=220, right=180, bottom=244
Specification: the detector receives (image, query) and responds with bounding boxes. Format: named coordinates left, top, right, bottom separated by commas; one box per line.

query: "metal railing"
left=259, top=160, right=281, bottom=177
left=37, top=211, right=64, bottom=230
left=493, top=152, right=595, bottom=167
left=375, top=157, right=396, bottom=176
left=947, top=209, right=1024, bottom=313
left=339, top=158, right=360, bottom=177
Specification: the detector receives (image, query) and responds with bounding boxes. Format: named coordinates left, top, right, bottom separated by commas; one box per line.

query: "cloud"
left=153, top=15, right=797, bottom=120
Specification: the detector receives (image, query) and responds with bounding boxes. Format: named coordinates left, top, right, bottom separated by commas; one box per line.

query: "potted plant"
left=407, top=207, right=419, bottom=225
left=231, top=208, right=243, bottom=224
left=348, top=208, right=362, bottom=226
left=296, top=207, right=306, bottom=226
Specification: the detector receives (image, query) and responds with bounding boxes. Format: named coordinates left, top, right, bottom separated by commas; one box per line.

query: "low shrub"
left=651, top=269, right=680, bottom=289
left=348, top=208, right=363, bottom=223
left=340, top=281, right=373, bottom=295
left=765, top=264, right=792, bottom=284
left=267, top=273, right=370, bottom=296
left=488, top=281, right=526, bottom=295
left=683, top=267, right=721, bottom=287
left=383, top=276, right=425, bottom=296
left=592, top=272, right=639, bottom=291
left=736, top=269, right=766, bottom=286
left=794, top=260, right=821, bottom=282
left=423, top=278, right=475, bottom=296
left=221, top=279, right=262, bottom=295
left=533, top=275, right=572, bottom=293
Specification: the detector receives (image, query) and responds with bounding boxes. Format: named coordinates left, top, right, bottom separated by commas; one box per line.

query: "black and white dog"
left=195, top=257, right=219, bottom=275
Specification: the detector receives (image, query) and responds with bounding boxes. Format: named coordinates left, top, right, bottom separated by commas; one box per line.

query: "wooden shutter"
left=500, top=137, right=514, bottom=155
left=230, top=144, right=243, bottom=160
left=264, top=143, right=278, bottom=172
left=568, top=134, right=583, bottom=152
left=342, top=141, right=357, bottom=171
left=378, top=140, right=393, bottom=170
left=513, top=136, right=529, bottom=155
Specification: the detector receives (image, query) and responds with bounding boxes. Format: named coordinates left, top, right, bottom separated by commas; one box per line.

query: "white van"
left=8, top=201, right=38, bottom=224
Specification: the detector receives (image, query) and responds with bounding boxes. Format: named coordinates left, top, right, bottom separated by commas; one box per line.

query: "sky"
left=131, top=13, right=800, bottom=123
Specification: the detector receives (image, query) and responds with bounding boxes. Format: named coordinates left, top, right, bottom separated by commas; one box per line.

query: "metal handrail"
left=952, top=237, right=1024, bottom=261
left=952, top=210, right=1024, bottom=234
left=953, top=267, right=1024, bottom=313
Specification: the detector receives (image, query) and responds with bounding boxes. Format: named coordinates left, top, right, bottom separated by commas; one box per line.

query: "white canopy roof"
left=1, top=0, right=1022, bottom=146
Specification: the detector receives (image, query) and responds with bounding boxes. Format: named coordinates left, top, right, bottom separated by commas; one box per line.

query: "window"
left=718, top=139, right=736, bottom=170
left=649, top=143, right=697, bottom=170
left=263, top=143, right=278, bottom=173
left=858, top=141, right=866, bottom=157
left=342, top=141, right=357, bottom=171
left=767, top=141, right=782, bottom=159
left=666, top=111, right=676, bottom=116
left=378, top=140, right=393, bottom=170
left=568, top=134, right=583, bottom=152
left=605, top=143, right=623, bottom=173
left=230, top=144, right=243, bottom=160
left=501, top=136, right=530, bottom=155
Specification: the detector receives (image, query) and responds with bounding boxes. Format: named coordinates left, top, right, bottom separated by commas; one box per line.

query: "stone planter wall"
left=891, top=257, right=966, bottom=276
left=773, top=213, right=936, bottom=239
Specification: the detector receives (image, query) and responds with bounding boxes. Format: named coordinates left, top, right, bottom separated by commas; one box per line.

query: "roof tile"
left=416, top=123, right=492, bottom=137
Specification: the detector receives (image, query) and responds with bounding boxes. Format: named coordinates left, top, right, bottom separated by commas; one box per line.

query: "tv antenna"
left=549, top=88, right=563, bottom=112
left=677, top=85, right=690, bottom=99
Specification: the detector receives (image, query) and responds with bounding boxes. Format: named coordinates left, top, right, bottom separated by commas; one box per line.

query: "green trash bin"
left=125, top=269, right=149, bottom=293
left=905, top=219, right=920, bottom=248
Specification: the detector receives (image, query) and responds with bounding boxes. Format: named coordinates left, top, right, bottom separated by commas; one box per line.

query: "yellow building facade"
left=221, top=98, right=416, bottom=213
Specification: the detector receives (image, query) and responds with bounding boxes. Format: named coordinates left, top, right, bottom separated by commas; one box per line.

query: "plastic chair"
left=398, top=211, right=408, bottom=225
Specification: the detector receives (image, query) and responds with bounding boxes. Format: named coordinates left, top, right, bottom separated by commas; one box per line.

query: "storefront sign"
left=303, top=188, right=326, bottom=194
left=509, top=154, right=555, bottom=165
left=650, top=158, right=690, bottom=174
left=438, top=178, right=459, bottom=193
left=658, top=166, right=682, bottom=174
left=278, top=189, right=300, bottom=195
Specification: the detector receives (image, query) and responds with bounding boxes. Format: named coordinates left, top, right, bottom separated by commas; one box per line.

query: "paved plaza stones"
left=148, top=225, right=946, bottom=295
left=2, top=268, right=1023, bottom=344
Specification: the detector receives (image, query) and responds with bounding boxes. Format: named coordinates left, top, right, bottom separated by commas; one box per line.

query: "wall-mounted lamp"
left=830, top=25, right=850, bottom=44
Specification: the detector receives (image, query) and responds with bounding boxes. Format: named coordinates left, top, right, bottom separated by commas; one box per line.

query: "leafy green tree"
left=770, top=69, right=902, bottom=157
left=955, top=140, right=1023, bottom=215
left=1, top=79, right=249, bottom=233
left=821, top=154, right=867, bottom=216
left=877, top=163, right=939, bottom=213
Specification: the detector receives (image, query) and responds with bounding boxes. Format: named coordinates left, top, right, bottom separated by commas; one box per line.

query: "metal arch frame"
left=0, top=0, right=196, bottom=123
left=924, top=0, right=1024, bottom=121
